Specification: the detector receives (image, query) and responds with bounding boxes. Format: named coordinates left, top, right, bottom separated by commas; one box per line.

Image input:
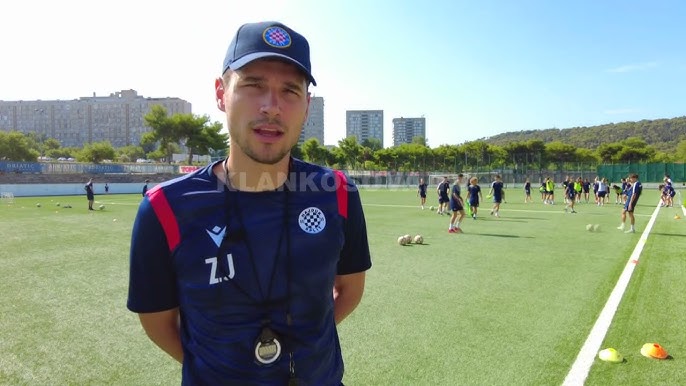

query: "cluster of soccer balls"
left=397, top=234, right=424, bottom=246
left=586, top=224, right=601, bottom=232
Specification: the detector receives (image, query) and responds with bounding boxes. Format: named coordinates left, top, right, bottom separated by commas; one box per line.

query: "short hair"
left=458, top=173, right=464, bottom=178
left=629, top=173, right=639, bottom=179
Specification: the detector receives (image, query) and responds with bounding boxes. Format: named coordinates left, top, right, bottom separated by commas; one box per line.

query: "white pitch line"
left=562, top=202, right=662, bottom=386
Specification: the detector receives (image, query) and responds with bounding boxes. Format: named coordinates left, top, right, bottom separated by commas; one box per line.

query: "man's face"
left=217, top=59, right=310, bottom=165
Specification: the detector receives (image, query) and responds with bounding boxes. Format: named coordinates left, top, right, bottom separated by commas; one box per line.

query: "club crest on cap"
left=263, top=26, right=291, bottom=48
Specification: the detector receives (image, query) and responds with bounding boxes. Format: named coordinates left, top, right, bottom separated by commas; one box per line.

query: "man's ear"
left=215, top=78, right=226, bottom=112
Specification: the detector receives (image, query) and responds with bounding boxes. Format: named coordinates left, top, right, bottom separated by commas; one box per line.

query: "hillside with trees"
left=481, top=116, right=686, bottom=153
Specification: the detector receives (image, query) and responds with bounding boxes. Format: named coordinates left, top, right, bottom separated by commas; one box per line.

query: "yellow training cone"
left=675, top=215, right=681, bottom=220
left=598, top=348, right=624, bottom=363
left=640, top=343, right=669, bottom=359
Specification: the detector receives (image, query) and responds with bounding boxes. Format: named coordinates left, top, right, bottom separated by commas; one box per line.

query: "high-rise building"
left=346, top=110, right=383, bottom=147
left=0, top=89, right=191, bottom=148
left=392, top=117, right=426, bottom=146
left=299, top=96, right=324, bottom=145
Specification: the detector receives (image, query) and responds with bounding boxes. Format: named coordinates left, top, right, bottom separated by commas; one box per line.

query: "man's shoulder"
left=291, top=158, right=357, bottom=190
left=149, top=162, right=220, bottom=199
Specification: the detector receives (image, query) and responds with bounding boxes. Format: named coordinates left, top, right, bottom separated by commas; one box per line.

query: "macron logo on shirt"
left=206, top=226, right=226, bottom=247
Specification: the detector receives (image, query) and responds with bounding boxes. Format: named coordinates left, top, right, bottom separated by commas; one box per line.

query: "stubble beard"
left=234, top=120, right=298, bottom=166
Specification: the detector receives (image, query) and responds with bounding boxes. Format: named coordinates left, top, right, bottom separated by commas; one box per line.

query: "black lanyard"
left=216, top=180, right=290, bottom=310
left=215, top=160, right=298, bottom=379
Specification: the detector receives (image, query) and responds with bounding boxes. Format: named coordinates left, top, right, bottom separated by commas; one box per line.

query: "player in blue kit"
left=417, top=178, right=428, bottom=209
left=127, top=21, right=372, bottom=385
left=488, top=174, right=504, bottom=217
left=564, top=178, right=577, bottom=213
left=466, top=177, right=482, bottom=219
left=617, top=173, right=642, bottom=233
left=436, top=176, right=450, bottom=215
left=448, top=174, right=466, bottom=233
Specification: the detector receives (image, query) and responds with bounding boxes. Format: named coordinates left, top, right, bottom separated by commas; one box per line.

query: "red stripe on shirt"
left=147, top=185, right=181, bottom=251
left=334, top=170, right=348, bottom=219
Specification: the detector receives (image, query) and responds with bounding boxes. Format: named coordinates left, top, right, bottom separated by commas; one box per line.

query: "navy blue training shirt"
left=127, top=159, right=372, bottom=385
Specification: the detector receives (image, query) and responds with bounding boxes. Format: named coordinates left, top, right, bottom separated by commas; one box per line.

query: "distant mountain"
left=481, top=116, right=686, bottom=152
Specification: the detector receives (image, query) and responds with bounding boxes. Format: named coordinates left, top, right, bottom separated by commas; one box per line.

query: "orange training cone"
left=640, top=343, right=668, bottom=359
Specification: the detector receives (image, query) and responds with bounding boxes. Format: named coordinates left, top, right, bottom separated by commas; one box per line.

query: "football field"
left=0, top=188, right=683, bottom=385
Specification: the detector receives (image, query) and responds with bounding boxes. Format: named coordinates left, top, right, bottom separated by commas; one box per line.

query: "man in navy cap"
left=127, top=21, right=372, bottom=385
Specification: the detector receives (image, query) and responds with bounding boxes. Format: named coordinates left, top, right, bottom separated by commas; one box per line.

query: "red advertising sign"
left=179, top=165, right=202, bottom=174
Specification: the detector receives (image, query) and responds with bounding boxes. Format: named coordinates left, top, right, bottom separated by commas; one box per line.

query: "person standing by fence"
left=85, top=178, right=94, bottom=210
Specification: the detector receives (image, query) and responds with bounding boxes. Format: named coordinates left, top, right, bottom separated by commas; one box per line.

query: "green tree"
left=43, top=138, right=61, bottom=153
left=0, top=131, right=40, bottom=161
left=675, top=139, right=686, bottom=162
left=374, top=147, right=398, bottom=170
left=597, top=143, right=624, bottom=163
left=175, top=114, right=228, bottom=165
left=143, top=105, right=179, bottom=163
left=117, top=145, right=146, bottom=163
left=433, top=144, right=460, bottom=171
left=24, top=132, right=47, bottom=155
left=45, top=148, right=75, bottom=159
left=290, top=143, right=303, bottom=160
left=337, top=136, right=362, bottom=169
left=77, top=141, right=116, bottom=163
left=301, top=138, right=328, bottom=165
left=361, top=138, right=383, bottom=152
left=545, top=141, right=577, bottom=169
left=411, top=136, right=428, bottom=147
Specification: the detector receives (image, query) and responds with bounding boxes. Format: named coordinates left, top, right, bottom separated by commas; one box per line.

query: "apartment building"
left=0, top=89, right=191, bottom=148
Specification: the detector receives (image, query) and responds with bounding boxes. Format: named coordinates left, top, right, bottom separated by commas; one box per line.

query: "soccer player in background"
left=574, top=177, right=582, bottom=203
left=582, top=178, right=591, bottom=203
left=596, top=177, right=608, bottom=206
left=417, top=178, right=428, bottom=209
left=524, top=178, right=532, bottom=203
left=564, top=179, right=577, bottom=213
left=436, top=176, right=450, bottom=215
left=84, top=178, right=95, bottom=211
left=466, top=177, right=482, bottom=219
left=545, top=177, right=555, bottom=205
left=617, top=173, right=642, bottom=233
left=448, top=174, right=466, bottom=233
left=488, top=174, right=504, bottom=217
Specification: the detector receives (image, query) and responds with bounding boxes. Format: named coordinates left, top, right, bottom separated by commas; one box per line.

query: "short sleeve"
left=337, top=185, right=372, bottom=275
left=127, top=197, right=179, bottom=313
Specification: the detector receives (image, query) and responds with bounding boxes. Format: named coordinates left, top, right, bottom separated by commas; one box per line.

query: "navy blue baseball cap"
left=222, top=21, right=316, bottom=86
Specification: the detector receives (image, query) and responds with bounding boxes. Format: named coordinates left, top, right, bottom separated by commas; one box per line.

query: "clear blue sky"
left=1, top=0, right=684, bottom=147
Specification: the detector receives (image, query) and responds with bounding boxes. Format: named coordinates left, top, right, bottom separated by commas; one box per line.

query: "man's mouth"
left=254, top=128, right=283, bottom=137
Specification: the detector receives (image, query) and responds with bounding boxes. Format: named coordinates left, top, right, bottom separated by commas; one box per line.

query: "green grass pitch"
left=0, top=188, right=683, bottom=384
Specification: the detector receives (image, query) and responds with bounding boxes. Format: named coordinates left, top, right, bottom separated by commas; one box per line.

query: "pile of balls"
left=397, top=234, right=424, bottom=246
left=586, top=224, right=600, bottom=232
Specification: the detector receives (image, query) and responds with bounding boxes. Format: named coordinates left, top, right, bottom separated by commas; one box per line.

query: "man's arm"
left=333, top=272, right=366, bottom=325
left=138, top=308, right=184, bottom=363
